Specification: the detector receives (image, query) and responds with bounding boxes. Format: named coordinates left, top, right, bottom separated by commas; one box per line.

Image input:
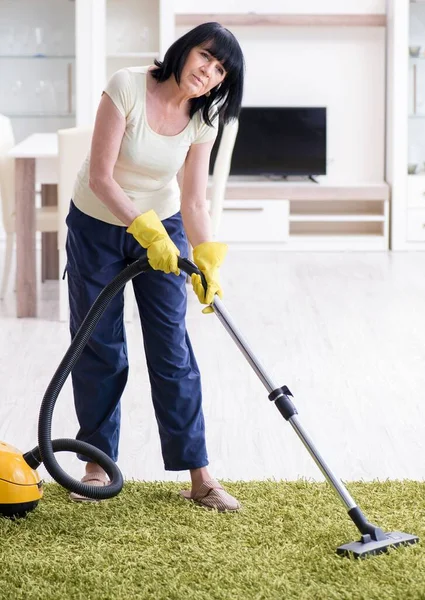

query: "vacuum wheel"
left=0, top=500, right=39, bottom=519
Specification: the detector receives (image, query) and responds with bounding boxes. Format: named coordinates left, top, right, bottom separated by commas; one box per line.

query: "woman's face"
left=180, top=45, right=227, bottom=97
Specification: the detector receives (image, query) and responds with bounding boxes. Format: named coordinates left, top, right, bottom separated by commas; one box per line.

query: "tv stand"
left=207, top=179, right=390, bottom=251
left=278, top=175, right=319, bottom=183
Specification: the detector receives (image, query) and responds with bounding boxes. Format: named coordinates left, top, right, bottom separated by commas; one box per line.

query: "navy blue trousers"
left=65, top=201, right=208, bottom=471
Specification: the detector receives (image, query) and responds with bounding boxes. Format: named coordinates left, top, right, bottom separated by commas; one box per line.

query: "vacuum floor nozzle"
left=337, top=531, right=419, bottom=558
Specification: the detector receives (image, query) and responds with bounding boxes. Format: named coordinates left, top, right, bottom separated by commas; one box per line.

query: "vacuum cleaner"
left=0, top=256, right=419, bottom=558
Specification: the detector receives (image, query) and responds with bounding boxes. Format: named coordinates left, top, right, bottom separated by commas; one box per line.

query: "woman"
left=66, top=22, right=245, bottom=511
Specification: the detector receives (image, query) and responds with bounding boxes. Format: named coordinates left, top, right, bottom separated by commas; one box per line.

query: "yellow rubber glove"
left=191, top=242, right=228, bottom=314
left=127, top=210, right=180, bottom=275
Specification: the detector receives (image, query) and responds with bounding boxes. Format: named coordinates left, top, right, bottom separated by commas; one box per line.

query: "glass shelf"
left=107, top=52, right=159, bottom=58
left=5, top=113, right=75, bottom=118
left=0, top=55, right=75, bottom=59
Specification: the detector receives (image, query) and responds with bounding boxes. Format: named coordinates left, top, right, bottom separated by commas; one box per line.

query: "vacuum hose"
left=23, top=256, right=204, bottom=501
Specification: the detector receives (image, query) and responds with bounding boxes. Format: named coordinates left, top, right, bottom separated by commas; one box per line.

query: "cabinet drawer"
left=407, top=208, right=425, bottom=241
left=407, top=176, right=425, bottom=208
left=219, top=200, right=289, bottom=242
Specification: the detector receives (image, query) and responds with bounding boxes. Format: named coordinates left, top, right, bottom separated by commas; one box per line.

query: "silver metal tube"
left=289, top=415, right=357, bottom=509
left=212, top=296, right=357, bottom=511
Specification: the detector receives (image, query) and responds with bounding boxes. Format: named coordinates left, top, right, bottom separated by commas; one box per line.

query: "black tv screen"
left=209, top=107, right=327, bottom=177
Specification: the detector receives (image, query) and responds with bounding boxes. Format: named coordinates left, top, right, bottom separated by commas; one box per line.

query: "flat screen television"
left=209, top=107, right=327, bottom=177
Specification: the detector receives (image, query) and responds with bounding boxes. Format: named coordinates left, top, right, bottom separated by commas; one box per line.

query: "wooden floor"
left=1, top=249, right=425, bottom=485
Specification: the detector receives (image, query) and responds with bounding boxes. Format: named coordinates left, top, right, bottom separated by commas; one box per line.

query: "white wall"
left=176, top=22, right=386, bottom=182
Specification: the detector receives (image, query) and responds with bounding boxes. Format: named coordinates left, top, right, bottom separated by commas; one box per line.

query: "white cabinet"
left=219, top=200, right=289, bottom=243
left=387, top=0, right=425, bottom=250
left=407, top=174, right=425, bottom=208
left=407, top=208, right=425, bottom=241
left=0, top=0, right=76, bottom=142
left=406, top=176, right=425, bottom=240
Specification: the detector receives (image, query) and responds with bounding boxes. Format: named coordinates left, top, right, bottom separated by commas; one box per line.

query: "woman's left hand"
left=191, top=242, right=228, bottom=314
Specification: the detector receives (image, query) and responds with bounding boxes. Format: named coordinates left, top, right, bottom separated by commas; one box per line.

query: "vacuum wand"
left=211, top=297, right=356, bottom=509
left=2, top=254, right=417, bottom=557
left=210, top=294, right=419, bottom=558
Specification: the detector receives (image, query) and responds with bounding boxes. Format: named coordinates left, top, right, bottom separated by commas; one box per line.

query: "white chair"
left=209, top=119, right=239, bottom=238
left=0, top=114, right=58, bottom=300
left=181, top=119, right=239, bottom=283
left=57, top=126, right=134, bottom=323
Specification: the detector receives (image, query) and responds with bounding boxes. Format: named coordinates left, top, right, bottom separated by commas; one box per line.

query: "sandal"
left=180, top=479, right=241, bottom=512
left=69, top=472, right=109, bottom=503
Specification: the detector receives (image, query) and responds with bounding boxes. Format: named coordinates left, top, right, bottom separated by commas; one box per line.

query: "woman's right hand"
left=127, top=210, right=180, bottom=275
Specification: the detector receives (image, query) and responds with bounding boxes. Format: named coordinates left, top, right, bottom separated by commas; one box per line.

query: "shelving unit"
left=106, top=52, right=160, bottom=59
left=207, top=182, right=389, bottom=251
left=175, top=14, right=387, bottom=27
left=0, top=0, right=77, bottom=142
left=0, top=0, right=170, bottom=136
left=105, top=0, right=161, bottom=80
left=0, top=55, right=75, bottom=59
left=387, top=0, right=425, bottom=250
left=7, top=113, right=75, bottom=118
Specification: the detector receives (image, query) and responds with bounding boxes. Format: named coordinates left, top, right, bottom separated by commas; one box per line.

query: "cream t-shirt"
left=72, top=66, right=218, bottom=225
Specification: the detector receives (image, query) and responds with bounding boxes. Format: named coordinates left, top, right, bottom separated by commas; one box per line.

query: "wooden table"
left=7, top=133, right=59, bottom=318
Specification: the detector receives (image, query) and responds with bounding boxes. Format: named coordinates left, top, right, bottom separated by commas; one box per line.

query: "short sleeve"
left=103, top=69, right=134, bottom=118
left=192, top=112, right=219, bottom=145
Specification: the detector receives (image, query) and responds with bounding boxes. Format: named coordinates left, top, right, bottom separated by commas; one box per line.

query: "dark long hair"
left=151, top=22, right=245, bottom=126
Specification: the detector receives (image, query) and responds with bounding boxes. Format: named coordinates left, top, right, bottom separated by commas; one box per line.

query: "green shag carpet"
left=0, top=480, right=424, bottom=600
